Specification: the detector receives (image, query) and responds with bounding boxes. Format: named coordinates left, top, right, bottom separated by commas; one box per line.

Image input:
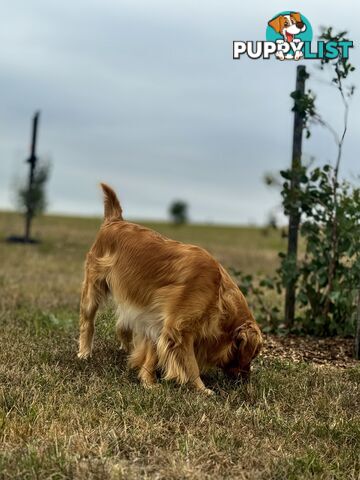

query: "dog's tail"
left=100, top=183, right=123, bottom=221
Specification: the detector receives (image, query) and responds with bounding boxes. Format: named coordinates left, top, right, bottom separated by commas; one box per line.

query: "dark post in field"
left=284, top=66, right=306, bottom=327
left=355, top=289, right=360, bottom=360
left=24, top=111, right=40, bottom=242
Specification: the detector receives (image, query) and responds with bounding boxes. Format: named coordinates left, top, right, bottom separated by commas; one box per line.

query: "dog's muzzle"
left=224, top=365, right=250, bottom=382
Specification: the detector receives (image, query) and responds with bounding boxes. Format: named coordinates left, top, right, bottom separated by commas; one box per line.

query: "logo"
left=266, top=12, right=312, bottom=60
left=233, top=11, right=353, bottom=61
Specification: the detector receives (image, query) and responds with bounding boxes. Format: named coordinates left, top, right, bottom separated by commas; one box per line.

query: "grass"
left=0, top=211, right=359, bottom=479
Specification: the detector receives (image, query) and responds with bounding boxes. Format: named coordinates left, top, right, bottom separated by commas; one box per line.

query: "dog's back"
left=90, top=184, right=222, bottom=311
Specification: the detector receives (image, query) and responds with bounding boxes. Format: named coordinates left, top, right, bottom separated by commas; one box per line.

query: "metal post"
left=24, top=111, right=40, bottom=242
left=285, top=66, right=306, bottom=327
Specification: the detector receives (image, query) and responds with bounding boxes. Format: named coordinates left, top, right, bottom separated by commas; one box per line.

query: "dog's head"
left=223, top=321, right=263, bottom=381
left=268, top=12, right=306, bottom=42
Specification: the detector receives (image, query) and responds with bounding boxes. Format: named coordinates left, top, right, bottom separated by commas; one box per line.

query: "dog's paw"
left=202, top=388, right=216, bottom=396
left=119, top=342, right=131, bottom=354
left=77, top=350, right=92, bottom=360
left=143, top=382, right=159, bottom=390
left=294, top=51, right=303, bottom=61
left=275, top=51, right=285, bottom=61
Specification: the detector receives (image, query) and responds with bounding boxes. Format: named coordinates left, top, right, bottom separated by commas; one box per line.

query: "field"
left=0, top=212, right=359, bottom=480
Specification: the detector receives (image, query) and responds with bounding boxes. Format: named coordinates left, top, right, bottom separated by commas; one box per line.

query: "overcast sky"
left=1, top=0, right=359, bottom=224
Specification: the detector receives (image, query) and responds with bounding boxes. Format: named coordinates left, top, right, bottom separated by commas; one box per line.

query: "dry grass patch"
left=1, top=312, right=359, bottom=479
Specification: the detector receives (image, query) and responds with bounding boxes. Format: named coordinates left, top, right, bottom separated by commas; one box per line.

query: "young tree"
left=169, top=200, right=188, bottom=225
left=236, top=27, right=359, bottom=340
left=279, top=28, right=357, bottom=334
left=11, top=112, right=51, bottom=242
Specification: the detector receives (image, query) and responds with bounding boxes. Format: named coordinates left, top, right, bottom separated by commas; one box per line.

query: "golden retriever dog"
left=78, top=184, right=263, bottom=394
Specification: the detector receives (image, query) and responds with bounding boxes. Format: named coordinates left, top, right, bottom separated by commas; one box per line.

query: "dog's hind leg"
left=157, top=329, right=214, bottom=395
left=129, top=337, right=158, bottom=388
left=78, top=270, right=107, bottom=359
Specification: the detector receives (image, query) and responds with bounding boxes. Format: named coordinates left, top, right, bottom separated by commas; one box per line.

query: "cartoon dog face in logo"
left=268, top=12, right=307, bottom=60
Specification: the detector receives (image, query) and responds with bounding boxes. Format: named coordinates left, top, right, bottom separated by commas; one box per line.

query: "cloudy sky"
left=1, top=0, right=359, bottom=224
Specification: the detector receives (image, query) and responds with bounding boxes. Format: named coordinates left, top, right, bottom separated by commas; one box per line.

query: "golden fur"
left=78, top=183, right=263, bottom=394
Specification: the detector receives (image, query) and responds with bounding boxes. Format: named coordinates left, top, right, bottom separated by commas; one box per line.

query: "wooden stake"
left=24, top=111, right=40, bottom=242
left=355, top=289, right=360, bottom=360
left=285, top=66, right=306, bottom=327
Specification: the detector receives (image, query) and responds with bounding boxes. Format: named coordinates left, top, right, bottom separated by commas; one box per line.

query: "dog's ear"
left=233, top=324, right=247, bottom=351
left=268, top=15, right=283, bottom=33
left=233, top=322, right=263, bottom=366
left=290, top=12, right=302, bottom=23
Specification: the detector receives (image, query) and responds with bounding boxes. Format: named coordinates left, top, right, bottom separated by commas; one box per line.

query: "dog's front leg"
left=157, top=330, right=214, bottom=395
left=138, top=340, right=158, bottom=388
left=129, top=337, right=158, bottom=388
left=116, top=324, right=134, bottom=353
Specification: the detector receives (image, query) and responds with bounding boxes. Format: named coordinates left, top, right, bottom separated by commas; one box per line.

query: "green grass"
left=0, top=211, right=359, bottom=479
